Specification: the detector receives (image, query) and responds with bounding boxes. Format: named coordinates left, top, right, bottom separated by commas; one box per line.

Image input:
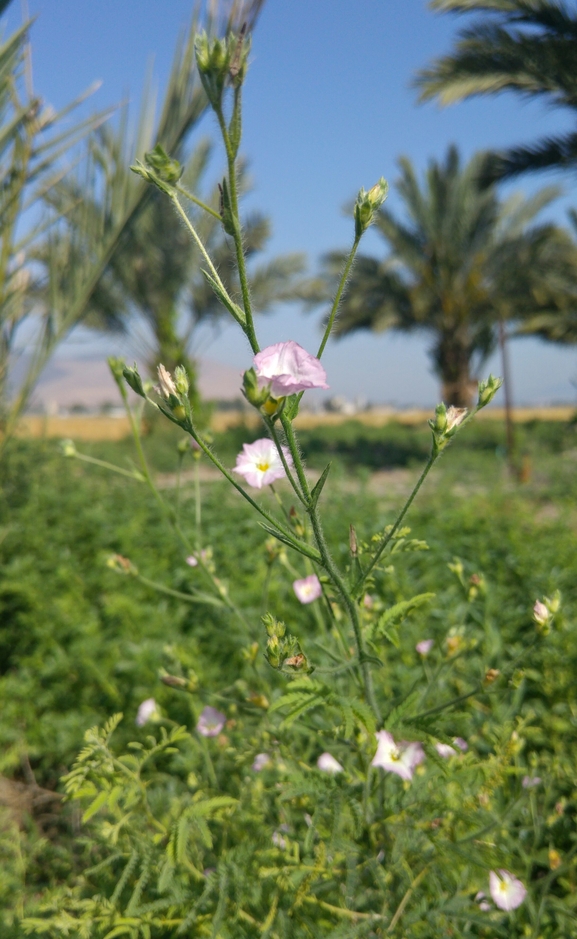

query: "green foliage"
left=0, top=422, right=577, bottom=935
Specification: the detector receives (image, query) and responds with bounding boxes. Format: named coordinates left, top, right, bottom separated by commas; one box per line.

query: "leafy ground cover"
left=1, top=416, right=577, bottom=935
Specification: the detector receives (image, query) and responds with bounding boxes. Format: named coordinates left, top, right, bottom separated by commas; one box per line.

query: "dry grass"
left=13, top=405, right=575, bottom=442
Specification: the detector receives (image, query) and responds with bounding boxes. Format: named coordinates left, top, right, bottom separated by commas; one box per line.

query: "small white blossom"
left=317, top=752, right=344, bottom=774
left=489, top=869, right=527, bottom=911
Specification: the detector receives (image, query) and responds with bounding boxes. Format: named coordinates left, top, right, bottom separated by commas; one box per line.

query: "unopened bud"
left=174, top=365, right=189, bottom=396
left=354, top=177, right=389, bottom=237
left=533, top=599, right=550, bottom=626
left=106, top=553, right=137, bottom=576
left=429, top=403, right=448, bottom=435
left=144, top=144, right=182, bottom=184
left=61, top=439, right=76, bottom=458
left=242, top=367, right=270, bottom=409
left=477, top=374, right=503, bottom=409
left=262, top=612, right=285, bottom=638
left=123, top=363, right=145, bottom=398
left=484, top=668, right=500, bottom=685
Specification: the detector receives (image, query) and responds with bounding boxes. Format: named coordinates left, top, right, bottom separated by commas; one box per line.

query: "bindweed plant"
left=22, top=25, right=575, bottom=939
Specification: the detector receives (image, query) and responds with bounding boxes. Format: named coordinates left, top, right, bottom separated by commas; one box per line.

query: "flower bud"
left=265, top=634, right=282, bottom=668
left=429, top=403, right=448, bottom=435
left=354, top=177, right=389, bottom=237
left=123, top=363, right=145, bottom=398
left=144, top=144, right=182, bottom=185
left=445, top=406, right=468, bottom=434
left=61, top=439, right=76, bottom=458
left=242, top=367, right=271, bottom=409
left=174, top=365, right=189, bottom=396
left=533, top=599, right=549, bottom=626
left=477, top=374, right=503, bottom=409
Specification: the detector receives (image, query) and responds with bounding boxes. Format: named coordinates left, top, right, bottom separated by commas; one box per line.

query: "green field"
left=1, top=416, right=577, bottom=936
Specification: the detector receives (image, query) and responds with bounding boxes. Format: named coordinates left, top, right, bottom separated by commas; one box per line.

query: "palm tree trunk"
left=437, top=332, right=476, bottom=408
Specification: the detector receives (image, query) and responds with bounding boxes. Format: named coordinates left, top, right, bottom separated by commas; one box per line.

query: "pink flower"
left=196, top=705, right=226, bottom=738
left=135, top=698, right=159, bottom=727
left=233, top=438, right=292, bottom=489
left=435, top=738, right=468, bottom=759
left=522, top=775, right=542, bottom=789
left=186, top=549, right=209, bottom=568
left=475, top=891, right=492, bottom=912
left=416, top=639, right=434, bottom=656
left=371, top=730, right=425, bottom=781
left=293, top=574, right=322, bottom=604
left=317, top=752, right=343, bottom=774
left=533, top=599, right=549, bottom=626
left=435, top=742, right=457, bottom=759
left=252, top=753, right=271, bottom=772
left=489, top=870, right=527, bottom=911
left=253, top=341, right=329, bottom=398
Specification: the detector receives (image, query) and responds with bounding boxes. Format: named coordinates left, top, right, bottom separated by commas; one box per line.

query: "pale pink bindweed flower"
left=196, top=705, right=226, bottom=738
left=317, top=752, right=344, bottom=774
left=135, top=698, right=159, bottom=727
left=489, top=869, right=527, bottom=911
left=293, top=574, right=322, bottom=604
left=233, top=438, right=292, bottom=489
left=522, top=775, right=542, bottom=789
left=253, top=341, right=329, bottom=398
left=435, top=742, right=458, bottom=759
left=416, top=639, right=434, bottom=656
left=252, top=753, right=271, bottom=772
left=371, top=730, right=425, bottom=781
left=435, top=737, right=468, bottom=759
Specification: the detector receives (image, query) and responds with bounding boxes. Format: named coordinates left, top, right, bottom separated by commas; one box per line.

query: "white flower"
left=252, top=753, right=271, bottom=772
left=416, top=639, right=434, bottom=656
left=317, top=752, right=344, bottom=774
left=157, top=363, right=177, bottom=398
left=435, top=742, right=457, bottom=759
left=371, top=730, right=425, bottom=781
left=196, top=705, right=226, bottom=737
left=489, top=869, right=527, bottom=911
left=233, top=438, right=292, bottom=489
left=135, top=698, right=159, bottom=727
left=445, top=406, right=468, bottom=432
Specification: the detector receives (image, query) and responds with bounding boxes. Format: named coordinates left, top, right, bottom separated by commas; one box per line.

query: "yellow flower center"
left=256, top=461, right=271, bottom=472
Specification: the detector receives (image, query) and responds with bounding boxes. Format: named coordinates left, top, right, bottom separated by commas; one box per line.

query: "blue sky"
left=10, top=0, right=577, bottom=405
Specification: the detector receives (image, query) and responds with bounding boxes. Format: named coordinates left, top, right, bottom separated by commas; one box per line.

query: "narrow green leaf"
left=201, top=268, right=245, bottom=325
left=310, top=462, right=331, bottom=508
left=82, top=789, right=109, bottom=823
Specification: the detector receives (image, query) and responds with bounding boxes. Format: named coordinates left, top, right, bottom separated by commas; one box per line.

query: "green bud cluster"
left=131, top=145, right=183, bottom=195
left=354, top=177, right=389, bottom=238
left=263, top=614, right=312, bottom=674
left=477, top=374, right=503, bottom=409
left=195, top=28, right=250, bottom=109
left=122, top=363, right=146, bottom=398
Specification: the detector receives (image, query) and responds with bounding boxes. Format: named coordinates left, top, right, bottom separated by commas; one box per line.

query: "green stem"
left=280, top=412, right=380, bottom=720
left=317, top=234, right=361, bottom=360
left=68, top=451, right=144, bottom=482
left=265, top=418, right=307, bottom=506
left=176, top=183, right=221, bottom=220
left=356, top=451, right=438, bottom=592
left=194, top=457, right=202, bottom=551
left=169, top=193, right=244, bottom=329
left=136, top=573, right=227, bottom=610
left=216, top=107, right=259, bottom=353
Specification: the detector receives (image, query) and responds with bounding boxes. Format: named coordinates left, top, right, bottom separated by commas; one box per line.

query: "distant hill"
left=10, top=355, right=244, bottom=412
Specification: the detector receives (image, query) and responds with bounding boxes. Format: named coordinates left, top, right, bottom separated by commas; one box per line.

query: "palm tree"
left=416, top=0, right=577, bottom=183
left=315, top=146, right=575, bottom=408
left=3, top=0, right=266, bottom=448
left=55, top=132, right=305, bottom=411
